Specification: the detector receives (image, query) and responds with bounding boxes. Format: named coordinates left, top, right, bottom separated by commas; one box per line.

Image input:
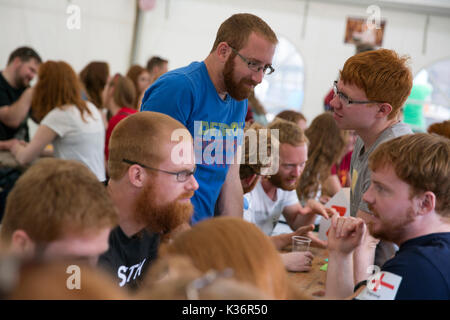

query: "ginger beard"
left=267, top=172, right=300, bottom=191
left=134, top=180, right=194, bottom=234
left=223, top=53, right=258, bottom=101
left=366, top=203, right=415, bottom=243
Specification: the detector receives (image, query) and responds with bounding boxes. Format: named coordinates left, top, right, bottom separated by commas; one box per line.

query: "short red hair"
left=340, top=49, right=413, bottom=120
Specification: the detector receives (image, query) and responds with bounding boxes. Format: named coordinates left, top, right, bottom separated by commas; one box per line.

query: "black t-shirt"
left=98, top=225, right=160, bottom=291
left=0, top=72, right=28, bottom=141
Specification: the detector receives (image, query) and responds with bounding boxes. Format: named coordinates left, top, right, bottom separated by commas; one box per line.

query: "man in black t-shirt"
left=0, top=46, right=41, bottom=143
left=0, top=47, right=42, bottom=221
left=98, top=111, right=199, bottom=290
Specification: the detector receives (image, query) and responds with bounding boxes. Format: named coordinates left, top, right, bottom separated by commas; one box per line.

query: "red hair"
left=340, top=49, right=412, bottom=120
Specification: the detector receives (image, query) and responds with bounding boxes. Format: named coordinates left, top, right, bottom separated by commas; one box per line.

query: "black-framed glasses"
left=333, top=81, right=384, bottom=106
left=229, top=46, right=275, bottom=75
left=122, top=159, right=196, bottom=182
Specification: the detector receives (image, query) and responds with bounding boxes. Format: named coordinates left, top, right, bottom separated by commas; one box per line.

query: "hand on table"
left=282, top=251, right=314, bottom=272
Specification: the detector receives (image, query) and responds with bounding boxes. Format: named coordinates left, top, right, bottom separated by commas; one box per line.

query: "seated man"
left=0, top=158, right=117, bottom=266
left=244, top=118, right=333, bottom=237
left=326, top=133, right=450, bottom=300
left=0, top=46, right=42, bottom=221
left=98, top=111, right=198, bottom=290
left=240, top=122, right=324, bottom=272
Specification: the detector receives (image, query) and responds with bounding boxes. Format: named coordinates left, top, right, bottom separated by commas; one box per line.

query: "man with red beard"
left=244, top=118, right=332, bottom=237
left=98, top=112, right=199, bottom=290
left=141, top=13, right=278, bottom=224
left=326, top=134, right=450, bottom=300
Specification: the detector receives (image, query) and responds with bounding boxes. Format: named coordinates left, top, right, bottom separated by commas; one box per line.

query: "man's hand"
left=299, top=199, right=336, bottom=220
left=281, top=251, right=314, bottom=272
left=0, top=139, right=26, bottom=151
left=290, top=224, right=327, bottom=249
left=328, top=215, right=366, bottom=255
left=356, top=210, right=380, bottom=249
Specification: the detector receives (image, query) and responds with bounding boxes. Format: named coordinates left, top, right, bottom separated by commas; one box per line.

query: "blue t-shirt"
left=381, top=232, right=450, bottom=300
left=141, top=61, right=246, bottom=224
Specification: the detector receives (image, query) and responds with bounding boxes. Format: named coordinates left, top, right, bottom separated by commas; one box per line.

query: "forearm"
left=325, top=252, right=355, bottom=299
left=353, top=238, right=377, bottom=284
left=323, top=174, right=341, bottom=196
left=289, top=212, right=316, bottom=231
left=271, top=233, right=292, bottom=251
left=216, top=164, right=243, bottom=217
left=12, top=144, right=37, bottom=165
left=0, top=90, right=32, bottom=128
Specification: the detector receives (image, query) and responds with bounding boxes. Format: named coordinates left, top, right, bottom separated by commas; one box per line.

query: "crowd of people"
left=0, top=13, right=449, bottom=301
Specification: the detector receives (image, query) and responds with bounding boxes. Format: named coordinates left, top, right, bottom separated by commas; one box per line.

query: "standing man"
left=98, top=111, right=198, bottom=290
left=330, top=49, right=413, bottom=266
left=0, top=47, right=42, bottom=221
left=141, top=13, right=278, bottom=224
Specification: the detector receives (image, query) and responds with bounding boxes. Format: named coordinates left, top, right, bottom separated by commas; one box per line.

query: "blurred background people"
left=126, top=64, right=151, bottom=109
left=9, top=61, right=106, bottom=181
left=146, top=56, right=168, bottom=85
left=79, top=61, right=110, bottom=127
left=102, top=73, right=137, bottom=163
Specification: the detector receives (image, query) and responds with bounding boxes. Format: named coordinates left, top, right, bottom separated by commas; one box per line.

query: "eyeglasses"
left=122, top=159, right=196, bottom=182
left=229, top=46, right=275, bottom=75
left=333, top=81, right=384, bottom=106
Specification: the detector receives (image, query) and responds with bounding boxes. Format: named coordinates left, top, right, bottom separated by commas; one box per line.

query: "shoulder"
left=154, top=62, right=204, bottom=90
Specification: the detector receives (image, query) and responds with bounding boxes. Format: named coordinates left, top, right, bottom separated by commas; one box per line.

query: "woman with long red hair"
left=10, top=60, right=106, bottom=181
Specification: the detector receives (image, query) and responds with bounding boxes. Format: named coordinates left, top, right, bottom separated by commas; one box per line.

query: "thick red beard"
left=134, top=182, right=194, bottom=234
left=223, top=54, right=257, bottom=101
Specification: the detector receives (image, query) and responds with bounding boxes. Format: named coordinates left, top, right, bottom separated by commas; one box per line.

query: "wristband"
left=354, top=280, right=367, bottom=292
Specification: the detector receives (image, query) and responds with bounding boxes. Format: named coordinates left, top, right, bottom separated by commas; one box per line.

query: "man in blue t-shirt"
left=141, top=13, right=278, bottom=224
left=325, top=133, right=450, bottom=300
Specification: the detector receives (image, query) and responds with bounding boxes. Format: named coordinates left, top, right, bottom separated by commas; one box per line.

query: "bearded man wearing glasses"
left=141, top=13, right=278, bottom=225
left=99, top=111, right=199, bottom=290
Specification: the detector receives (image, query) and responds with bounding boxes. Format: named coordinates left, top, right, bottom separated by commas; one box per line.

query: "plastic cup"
left=291, top=236, right=312, bottom=252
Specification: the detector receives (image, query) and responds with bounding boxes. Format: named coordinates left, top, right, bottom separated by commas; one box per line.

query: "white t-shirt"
left=243, top=180, right=299, bottom=236
left=41, top=102, right=106, bottom=181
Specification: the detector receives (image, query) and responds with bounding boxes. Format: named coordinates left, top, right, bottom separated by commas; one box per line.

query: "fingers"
left=282, top=252, right=313, bottom=272
left=331, top=216, right=364, bottom=239
left=294, top=224, right=314, bottom=236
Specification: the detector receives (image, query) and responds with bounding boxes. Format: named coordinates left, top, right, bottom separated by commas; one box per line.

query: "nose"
left=187, top=174, right=199, bottom=191
left=292, top=165, right=302, bottom=177
left=330, top=94, right=341, bottom=110
left=362, top=184, right=374, bottom=204
left=251, top=69, right=264, bottom=84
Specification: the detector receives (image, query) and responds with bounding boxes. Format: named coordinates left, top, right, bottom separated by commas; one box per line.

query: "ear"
left=10, top=230, right=36, bottom=255
left=415, top=191, right=436, bottom=216
left=376, top=103, right=393, bottom=118
left=127, top=165, right=148, bottom=188
left=216, top=42, right=232, bottom=63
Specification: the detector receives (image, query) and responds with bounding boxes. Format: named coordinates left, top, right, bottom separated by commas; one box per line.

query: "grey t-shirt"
left=350, top=122, right=412, bottom=217
left=350, top=122, right=412, bottom=266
